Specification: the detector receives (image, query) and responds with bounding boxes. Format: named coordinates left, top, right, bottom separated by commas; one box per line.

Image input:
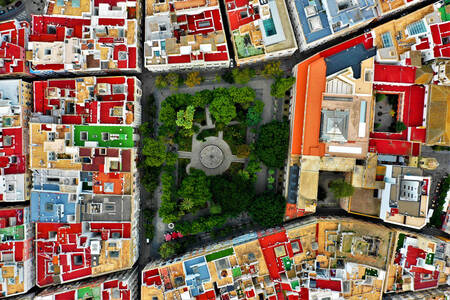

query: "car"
left=0, top=10, right=5, bottom=15
left=6, top=5, right=14, bottom=11
left=146, top=238, right=150, bottom=244
left=15, top=1, right=22, bottom=7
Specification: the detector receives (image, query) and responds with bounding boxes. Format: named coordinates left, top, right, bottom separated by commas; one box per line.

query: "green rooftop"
left=291, top=280, right=299, bottom=290
left=205, top=248, right=234, bottom=262
left=73, top=125, right=134, bottom=148
left=232, top=267, right=242, bottom=278
left=233, top=31, right=265, bottom=59
left=77, top=286, right=101, bottom=300
left=365, top=268, right=378, bottom=277
left=282, top=257, right=293, bottom=271
left=425, top=253, right=435, bottom=265
left=0, top=225, right=24, bottom=240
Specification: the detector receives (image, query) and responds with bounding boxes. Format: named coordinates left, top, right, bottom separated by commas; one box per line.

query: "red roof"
left=374, top=64, right=416, bottom=84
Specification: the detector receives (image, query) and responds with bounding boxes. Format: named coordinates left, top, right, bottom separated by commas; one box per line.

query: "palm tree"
left=181, top=198, right=194, bottom=212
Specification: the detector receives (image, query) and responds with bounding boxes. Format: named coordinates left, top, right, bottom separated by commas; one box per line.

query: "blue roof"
left=325, top=43, right=376, bottom=78
left=294, top=0, right=333, bottom=43
left=31, top=192, right=76, bottom=223
left=325, top=0, right=376, bottom=33
left=184, top=256, right=210, bottom=297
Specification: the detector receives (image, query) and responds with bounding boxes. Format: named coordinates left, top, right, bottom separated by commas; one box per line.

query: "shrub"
left=329, top=179, right=354, bottom=198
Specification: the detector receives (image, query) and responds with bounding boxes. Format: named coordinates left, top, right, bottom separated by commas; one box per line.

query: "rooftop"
left=144, top=0, right=230, bottom=69
left=225, top=0, right=297, bottom=64
left=36, top=222, right=134, bottom=287
left=0, top=20, right=29, bottom=76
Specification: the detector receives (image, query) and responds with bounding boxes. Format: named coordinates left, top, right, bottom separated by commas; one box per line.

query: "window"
left=159, top=25, right=166, bottom=31
left=44, top=49, right=52, bottom=55
left=7, top=184, right=14, bottom=192
left=46, top=203, right=54, bottom=212
left=381, top=32, right=393, bottom=48
left=48, top=152, right=56, bottom=161
left=47, top=132, right=55, bottom=141
left=80, top=131, right=88, bottom=141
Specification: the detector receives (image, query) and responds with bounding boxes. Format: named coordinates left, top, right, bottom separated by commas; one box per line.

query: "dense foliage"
left=248, top=191, right=286, bottom=227
left=271, top=77, right=295, bottom=98
left=430, top=175, right=450, bottom=227
left=254, top=120, right=290, bottom=168
left=329, top=179, right=355, bottom=198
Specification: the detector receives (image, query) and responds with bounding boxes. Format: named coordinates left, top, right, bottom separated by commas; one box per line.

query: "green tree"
left=246, top=100, right=265, bottom=126
left=176, top=105, right=195, bottom=129
left=185, top=71, right=203, bottom=87
left=210, top=175, right=253, bottom=216
left=229, top=86, right=256, bottom=109
left=159, top=242, right=181, bottom=259
left=221, top=70, right=235, bottom=84
left=192, top=90, right=213, bottom=108
left=232, top=68, right=254, bottom=84
left=178, top=169, right=211, bottom=213
left=166, top=73, right=181, bottom=91
left=271, top=77, right=295, bottom=98
left=209, top=203, right=222, bottom=215
left=155, top=75, right=168, bottom=89
left=262, top=61, right=284, bottom=79
left=395, top=121, right=407, bottom=132
left=248, top=191, right=285, bottom=227
left=255, top=120, right=289, bottom=168
left=329, top=179, right=354, bottom=198
left=142, top=138, right=167, bottom=167
left=159, top=171, right=181, bottom=224
left=159, top=103, right=176, bottom=129
left=209, top=95, right=236, bottom=125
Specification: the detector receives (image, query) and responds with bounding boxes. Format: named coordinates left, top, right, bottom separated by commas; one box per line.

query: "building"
left=384, top=231, right=450, bottom=293
left=0, top=20, right=30, bottom=77
left=32, top=76, right=142, bottom=126
left=223, top=0, right=297, bottom=65
left=284, top=3, right=447, bottom=225
left=287, top=0, right=377, bottom=51
left=35, top=222, right=136, bottom=287
left=347, top=164, right=432, bottom=229
left=142, top=217, right=396, bottom=300
left=287, top=0, right=423, bottom=51
left=0, top=79, right=32, bottom=202
left=27, top=0, right=141, bottom=75
left=0, top=207, right=35, bottom=298
left=144, top=0, right=231, bottom=71
left=29, top=76, right=141, bottom=287
left=34, top=265, right=139, bottom=300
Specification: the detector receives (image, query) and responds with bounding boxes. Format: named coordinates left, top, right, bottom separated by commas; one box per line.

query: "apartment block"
left=144, top=0, right=231, bottom=71
left=143, top=217, right=445, bottom=300
left=224, top=0, right=297, bottom=66
left=284, top=3, right=449, bottom=226
left=0, top=206, right=35, bottom=298
left=27, top=0, right=142, bottom=75
left=384, top=231, right=450, bottom=293
left=0, top=20, right=30, bottom=77
left=0, top=79, right=32, bottom=202
left=287, top=0, right=423, bottom=51
left=29, top=76, right=141, bottom=287
left=34, top=267, right=139, bottom=300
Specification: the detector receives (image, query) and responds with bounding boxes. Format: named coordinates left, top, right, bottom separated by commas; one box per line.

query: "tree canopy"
left=176, top=105, right=195, bottom=129
left=155, top=75, right=168, bottom=89
left=178, top=169, right=211, bottom=214
left=185, top=71, right=203, bottom=87
left=141, top=138, right=167, bottom=167
left=246, top=100, right=264, bottom=127
left=262, top=61, right=284, bottom=79
left=159, top=242, right=181, bottom=259
left=248, top=191, right=286, bottom=227
left=232, top=68, right=255, bottom=84
left=229, top=86, right=256, bottom=109
left=254, top=120, right=289, bottom=168
left=192, top=89, right=213, bottom=108
left=271, top=77, right=295, bottom=98
left=210, top=175, right=253, bottom=216
left=209, top=95, right=236, bottom=125
left=329, top=179, right=354, bottom=198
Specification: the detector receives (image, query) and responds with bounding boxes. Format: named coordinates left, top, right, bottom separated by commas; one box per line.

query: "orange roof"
left=291, top=55, right=326, bottom=156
